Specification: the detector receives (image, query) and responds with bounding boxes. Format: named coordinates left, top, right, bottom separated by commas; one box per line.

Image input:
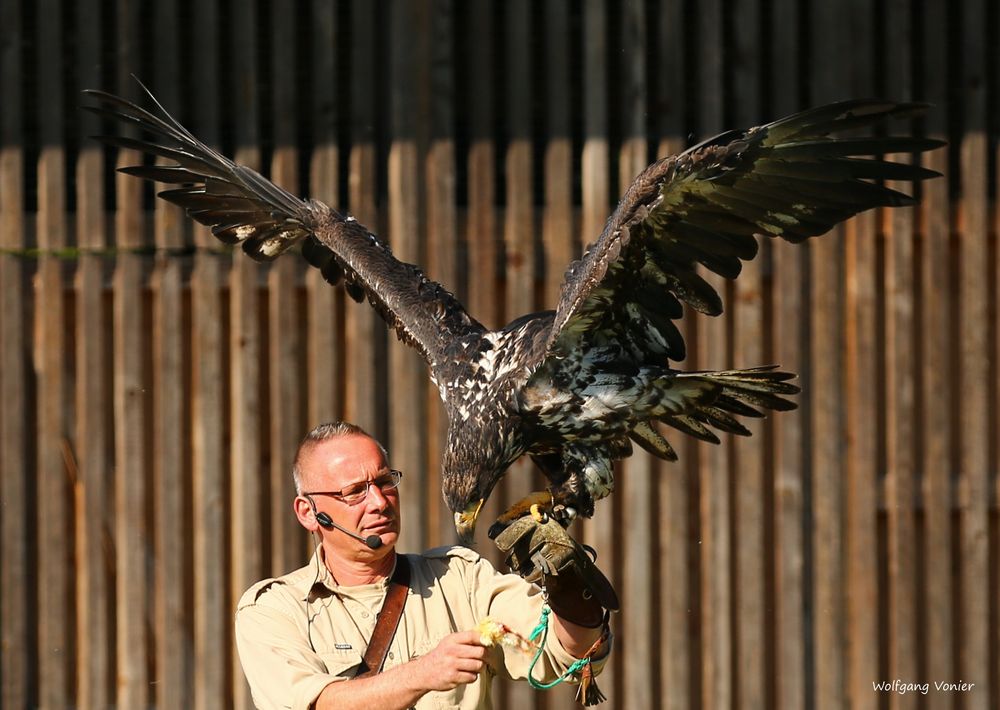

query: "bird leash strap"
left=354, top=555, right=411, bottom=678
left=527, top=604, right=610, bottom=705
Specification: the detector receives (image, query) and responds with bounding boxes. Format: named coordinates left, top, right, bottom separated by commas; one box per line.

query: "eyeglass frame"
left=301, top=469, right=403, bottom=506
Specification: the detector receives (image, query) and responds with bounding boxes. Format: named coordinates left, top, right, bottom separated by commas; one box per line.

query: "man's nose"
left=366, top=482, right=390, bottom=511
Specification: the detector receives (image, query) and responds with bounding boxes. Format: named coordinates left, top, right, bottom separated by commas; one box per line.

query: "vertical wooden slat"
left=809, top=2, right=848, bottom=707
left=463, top=0, right=503, bottom=567
left=113, top=3, right=149, bottom=705
left=424, top=0, right=459, bottom=548
left=843, top=3, right=879, bottom=709
left=730, top=3, right=766, bottom=708
left=269, top=0, right=305, bottom=578
left=191, top=3, right=226, bottom=710
left=958, top=1, right=990, bottom=707
left=768, top=1, right=806, bottom=707
left=499, top=2, right=536, bottom=707
left=542, top=0, right=574, bottom=311
left=919, top=5, right=954, bottom=709
left=345, top=0, right=385, bottom=437
left=191, top=6, right=226, bottom=706
left=883, top=4, right=919, bottom=709
left=150, top=3, right=191, bottom=708
left=618, top=3, right=655, bottom=710
left=306, top=0, right=341, bottom=430
left=654, top=2, right=692, bottom=709
left=230, top=4, right=262, bottom=708
left=695, top=3, right=731, bottom=709
left=388, top=0, right=428, bottom=552
left=0, top=0, right=29, bottom=706
left=542, top=3, right=577, bottom=708
left=466, top=0, right=499, bottom=333
left=75, top=0, right=113, bottom=705
left=579, top=0, right=617, bottom=705
left=35, top=0, right=72, bottom=705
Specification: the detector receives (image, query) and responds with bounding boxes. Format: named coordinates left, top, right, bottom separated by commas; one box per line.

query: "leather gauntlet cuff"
left=491, top=515, right=619, bottom=628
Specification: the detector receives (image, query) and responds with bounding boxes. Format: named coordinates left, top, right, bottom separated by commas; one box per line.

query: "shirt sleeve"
left=235, top=600, right=356, bottom=710
left=465, top=555, right=611, bottom=685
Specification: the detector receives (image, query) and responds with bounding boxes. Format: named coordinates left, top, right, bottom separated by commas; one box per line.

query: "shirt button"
left=360, top=611, right=370, bottom=618
left=388, top=651, right=394, bottom=660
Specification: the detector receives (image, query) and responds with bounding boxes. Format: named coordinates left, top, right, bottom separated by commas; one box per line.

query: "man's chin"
left=368, top=530, right=399, bottom=549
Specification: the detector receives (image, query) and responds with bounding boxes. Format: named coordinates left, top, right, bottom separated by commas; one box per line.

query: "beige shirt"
left=235, top=545, right=609, bottom=710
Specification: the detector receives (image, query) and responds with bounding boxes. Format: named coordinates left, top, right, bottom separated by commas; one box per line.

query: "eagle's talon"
left=529, top=503, right=549, bottom=524
left=552, top=505, right=577, bottom=527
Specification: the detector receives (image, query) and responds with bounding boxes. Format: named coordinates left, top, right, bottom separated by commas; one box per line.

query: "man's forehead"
left=301, top=434, right=386, bottom=485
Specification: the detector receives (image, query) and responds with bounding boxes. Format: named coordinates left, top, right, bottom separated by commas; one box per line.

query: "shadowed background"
left=0, top=0, right=997, bottom=709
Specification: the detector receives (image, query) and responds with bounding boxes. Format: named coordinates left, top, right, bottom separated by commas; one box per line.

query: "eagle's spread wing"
left=83, top=87, right=483, bottom=377
left=545, top=100, right=942, bottom=365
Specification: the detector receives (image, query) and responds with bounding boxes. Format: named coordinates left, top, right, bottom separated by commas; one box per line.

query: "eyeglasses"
left=302, top=469, right=403, bottom=506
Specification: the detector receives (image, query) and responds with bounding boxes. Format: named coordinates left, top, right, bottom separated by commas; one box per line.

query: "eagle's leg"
left=487, top=490, right=556, bottom=539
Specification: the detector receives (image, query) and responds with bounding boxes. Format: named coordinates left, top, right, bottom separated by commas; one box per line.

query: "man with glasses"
left=235, top=422, right=611, bottom=710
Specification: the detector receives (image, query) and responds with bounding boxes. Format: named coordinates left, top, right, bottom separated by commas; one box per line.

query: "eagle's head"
left=444, top=458, right=501, bottom=546
left=442, top=427, right=518, bottom=545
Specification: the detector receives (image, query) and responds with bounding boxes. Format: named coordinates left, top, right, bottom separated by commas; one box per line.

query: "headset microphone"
left=315, top=511, right=384, bottom=550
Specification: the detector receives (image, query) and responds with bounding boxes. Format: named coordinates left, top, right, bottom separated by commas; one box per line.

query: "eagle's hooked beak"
left=455, top=499, right=484, bottom=545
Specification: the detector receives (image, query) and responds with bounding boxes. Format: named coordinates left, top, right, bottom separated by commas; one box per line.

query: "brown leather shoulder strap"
left=355, top=555, right=411, bottom=678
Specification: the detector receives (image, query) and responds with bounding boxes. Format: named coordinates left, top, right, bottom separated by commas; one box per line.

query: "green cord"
left=526, top=604, right=591, bottom=690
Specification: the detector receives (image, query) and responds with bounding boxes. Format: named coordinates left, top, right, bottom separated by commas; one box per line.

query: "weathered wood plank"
left=653, top=3, right=691, bottom=709
left=465, top=0, right=499, bottom=334
left=269, top=0, right=306, bottom=578
left=388, top=0, right=428, bottom=552
left=731, top=3, right=767, bottom=707
left=496, top=2, right=538, bottom=706
left=918, top=7, right=953, bottom=708
left=306, top=0, right=341, bottom=429
left=618, top=3, right=655, bottom=710
left=883, top=5, right=919, bottom=709
left=842, top=6, right=879, bottom=710
left=579, top=0, right=618, bottom=704
left=809, top=2, right=849, bottom=707
left=149, top=3, right=192, bottom=708
left=112, top=94, right=150, bottom=710
left=229, top=4, right=263, bottom=708
left=424, top=0, right=459, bottom=549
left=190, top=8, right=226, bottom=707
left=542, top=0, right=573, bottom=311
left=36, top=0, right=72, bottom=705
left=0, top=1, right=29, bottom=706
left=463, top=0, right=504, bottom=570
left=769, top=2, right=806, bottom=707
left=958, top=2, right=990, bottom=707
left=74, top=0, right=113, bottom=704
left=542, top=3, right=578, bottom=708
left=345, top=0, right=385, bottom=438
left=695, top=3, right=731, bottom=709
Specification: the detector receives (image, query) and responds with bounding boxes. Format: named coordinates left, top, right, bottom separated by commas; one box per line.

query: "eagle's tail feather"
left=651, top=365, right=799, bottom=447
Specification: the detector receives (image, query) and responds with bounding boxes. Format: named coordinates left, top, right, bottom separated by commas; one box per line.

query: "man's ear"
left=294, top=496, right=320, bottom=532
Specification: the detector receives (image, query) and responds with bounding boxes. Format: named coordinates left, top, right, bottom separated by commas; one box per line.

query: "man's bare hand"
left=415, top=631, right=488, bottom=691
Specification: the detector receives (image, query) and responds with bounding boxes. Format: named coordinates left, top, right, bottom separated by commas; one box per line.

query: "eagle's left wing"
left=544, top=100, right=942, bottom=366
left=84, top=87, right=483, bottom=378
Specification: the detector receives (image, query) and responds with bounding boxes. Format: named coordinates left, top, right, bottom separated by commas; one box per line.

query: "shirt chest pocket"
left=317, top=649, right=364, bottom=679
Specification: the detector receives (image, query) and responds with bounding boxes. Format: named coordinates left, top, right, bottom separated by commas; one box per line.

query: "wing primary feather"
left=629, top=422, right=678, bottom=461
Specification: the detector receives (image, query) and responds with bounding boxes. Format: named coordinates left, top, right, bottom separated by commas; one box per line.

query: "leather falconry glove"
left=490, top=514, right=619, bottom=628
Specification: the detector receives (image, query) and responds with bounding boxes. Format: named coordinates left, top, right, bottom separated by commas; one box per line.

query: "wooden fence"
left=1, top=0, right=997, bottom=708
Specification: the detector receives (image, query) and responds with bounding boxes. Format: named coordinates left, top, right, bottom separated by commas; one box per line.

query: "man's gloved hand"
left=490, top=514, right=619, bottom=628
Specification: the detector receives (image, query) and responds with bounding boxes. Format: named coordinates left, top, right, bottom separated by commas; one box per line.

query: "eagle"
left=84, top=87, right=942, bottom=544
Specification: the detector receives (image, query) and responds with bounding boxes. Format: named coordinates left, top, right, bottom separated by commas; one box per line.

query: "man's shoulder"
left=419, top=544, right=485, bottom=566
left=236, top=561, right=316, bottom=613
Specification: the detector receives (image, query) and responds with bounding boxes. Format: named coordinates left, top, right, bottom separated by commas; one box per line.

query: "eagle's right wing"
left=84, top=87, right=483, bottom=374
